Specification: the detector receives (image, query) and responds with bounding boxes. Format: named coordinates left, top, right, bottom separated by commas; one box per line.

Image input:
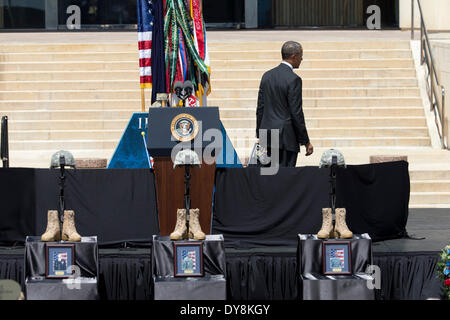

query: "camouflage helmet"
left=319, top=149, right=346, bottom=168
left=50, top=150, right=76, bottom=168
left=173, top=149, right=201, bottom=168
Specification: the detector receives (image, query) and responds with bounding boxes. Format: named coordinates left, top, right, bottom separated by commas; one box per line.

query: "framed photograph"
left=173, top=242, right=204, bottom=277
left=45, top=244, right=75, bottom=279
left=322, top=241, right=352, bottom=275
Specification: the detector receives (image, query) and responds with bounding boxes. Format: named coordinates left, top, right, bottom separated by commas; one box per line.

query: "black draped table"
left=152, top=235, right=227, bottom=300
left=212, top=162, right=410, bottom=247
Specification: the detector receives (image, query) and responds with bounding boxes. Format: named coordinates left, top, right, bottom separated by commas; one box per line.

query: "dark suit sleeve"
left=256, top=79, right=265, bottom=138
left=287, top=77, right=310, bottom=145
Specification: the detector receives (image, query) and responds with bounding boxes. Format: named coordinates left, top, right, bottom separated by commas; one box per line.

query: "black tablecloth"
left=212, top=162, right=410, bottom=247
left=0, top=169, right=159, bottom=246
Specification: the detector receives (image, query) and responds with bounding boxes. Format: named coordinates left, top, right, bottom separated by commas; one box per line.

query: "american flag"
left=55, top=252, right=68, bottom=262
left=137, top=0, right=154, bottom=88
left=182, top=249, right=196, bottom=268
left=330, top=248, right=345, bottom=268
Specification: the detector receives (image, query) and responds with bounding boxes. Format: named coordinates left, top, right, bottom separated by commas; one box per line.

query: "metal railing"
left=411, top=0, right=447, bottom=149
left=1, top=116, right=9, bottom=168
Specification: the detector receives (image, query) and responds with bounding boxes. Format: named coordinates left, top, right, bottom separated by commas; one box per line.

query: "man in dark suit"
left=256, top=41, right=314, bottom=167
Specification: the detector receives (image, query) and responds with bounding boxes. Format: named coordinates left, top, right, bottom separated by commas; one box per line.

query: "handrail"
left=1, top=116, right=9, bottom=168
left=411, top=0, right=447, bottom=149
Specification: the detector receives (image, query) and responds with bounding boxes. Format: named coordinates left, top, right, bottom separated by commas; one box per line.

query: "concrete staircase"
left=0, top=39, right=449, bottom=207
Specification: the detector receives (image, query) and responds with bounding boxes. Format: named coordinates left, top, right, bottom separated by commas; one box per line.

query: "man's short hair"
left=281, top=41, right=302, bottom=60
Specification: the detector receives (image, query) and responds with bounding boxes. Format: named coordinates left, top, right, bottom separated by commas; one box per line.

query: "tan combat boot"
left=62, top=210, right=82, bottom=242
left=41, top=210, right=61, bottom=242
left=334, top=208, right=353, bottom=239
left=170, top=209, right=188, bottom=240
left=188, top=209, right=206, bottom=240
left=317, top=208, right=334, bottom=239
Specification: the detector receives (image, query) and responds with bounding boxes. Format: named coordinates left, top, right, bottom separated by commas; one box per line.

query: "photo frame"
left=45, top=244, right=75, bottom=279
left=322, top=241, right=352, bottom=275
left=173, top=242, right=204, bottom=277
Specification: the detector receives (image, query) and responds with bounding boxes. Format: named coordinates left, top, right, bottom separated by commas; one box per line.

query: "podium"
left=147, top=107, right=221, bottom=235
left=297, top=234, right=375, bottom=300
left=24, top=236, right=99, bottom=300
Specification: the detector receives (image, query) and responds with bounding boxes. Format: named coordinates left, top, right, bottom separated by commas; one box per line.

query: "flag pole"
left=141, top=87, right=146, bottom=112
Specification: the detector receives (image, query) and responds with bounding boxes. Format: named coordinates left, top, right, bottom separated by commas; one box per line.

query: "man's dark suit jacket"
left=256, top=63, right=310, bottom=152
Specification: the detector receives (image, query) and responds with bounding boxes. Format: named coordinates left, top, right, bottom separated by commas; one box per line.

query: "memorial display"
left=170, top=149, right=206, bottom=240
left=45, top=244, right=75, bottom=278
left=41, top=210, right=82, bottom=242
left=322, top=241, right=352, bottom=275
left=317, top=149, right=353, bottom=239
left=173, top=241, right=204, bottom=277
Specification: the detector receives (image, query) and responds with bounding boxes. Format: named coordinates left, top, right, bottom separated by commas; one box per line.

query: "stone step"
left=213, top=68, right=417, bottom=79
left=0, top=88, right=419, bottom=100
left=0, top=78, right=419, bottom=91
left=0, top=71, right=139, bottom=81
left=8, top=119, right=128, bottom=130
left=207, top=41, right=411, bottom=50
left=210, top=49, right=412, bottom=60
left=410, top=170, right=450, bottom=180
left=0, top=99, right=141, bottom=110
left=220, top=107, right=425, bottom=118
left=0, top=90, right=151, bottom=100
left=0, top=49, right=412, bottom=62
left=9, top=139, right=119, bottom=150
left=209, top=87, right=420, bottom=99
left=0, top=59, right=414, bottom=72
left=213, top=78, right=419, bottom=89
left=3, top=110, right=135, bottom=121
left=0, top=69, right=417, bottom=81
left=9, top=129, right=123, bottom=140
left=0, top=41, right=411, bottom=53
left=409, top=192, right=450, bottom=205
left=230, top=137, right=430, bottom=148
left=221, top=117, right=427, bottom=128
left=0, top=43, right=138, bottom=53
left=0, top=80, right=141, bottom=91
left=209, top=97, right=424, bottom=107
left=210, top=59, right=414, bottom=69
left=0, top=61, right=139, bottom=72
left=411, top=181, right=450, bottom=192
left=226, top=127, right=430, bottom=138
left=0, top=52, right=138, bottom=62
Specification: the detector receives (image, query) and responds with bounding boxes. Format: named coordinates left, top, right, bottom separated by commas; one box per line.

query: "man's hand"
left=305, top=143, right=314, bottom=156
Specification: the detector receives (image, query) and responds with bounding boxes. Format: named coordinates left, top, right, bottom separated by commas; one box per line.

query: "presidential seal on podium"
left=170, top=113, right=200, bottom=142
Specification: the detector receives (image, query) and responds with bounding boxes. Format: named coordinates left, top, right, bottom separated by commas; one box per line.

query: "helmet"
left=173, top=149, right=201, bottom=168
left=319, top=149, right=346, bottom=168
left=50, top=150, right=76, bottom=169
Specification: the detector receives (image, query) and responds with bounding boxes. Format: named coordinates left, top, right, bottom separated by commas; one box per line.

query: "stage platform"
left=0, top=209, right=446, bottom=300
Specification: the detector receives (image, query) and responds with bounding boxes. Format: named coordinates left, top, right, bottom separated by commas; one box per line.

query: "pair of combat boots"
left=41, top=210, right=82, bottom=242
left=170, top=208, right=205, bottom=240
left=317, top=208, right=353, bottom=239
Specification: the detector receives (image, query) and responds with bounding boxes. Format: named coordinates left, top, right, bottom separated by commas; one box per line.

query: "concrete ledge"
left=75, top=158, right=107, bottom=169
left=370, top=155, right=408, bottom=163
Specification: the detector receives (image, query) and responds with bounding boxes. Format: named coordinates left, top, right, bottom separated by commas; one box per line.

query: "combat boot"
left=62, top=210, right=82, bottom=242
left=334, top=208, right=353, bottom=239
left=41, top=210, right=61, bottom=242
left=317, top=208, right=334, bottom=239
left=188, top=209, right=206, bottom=240
left=170, top=209, right=188, bottom=240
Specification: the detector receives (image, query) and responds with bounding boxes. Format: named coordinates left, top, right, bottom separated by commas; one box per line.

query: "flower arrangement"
left=437, top=244, right=450, bottom=300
